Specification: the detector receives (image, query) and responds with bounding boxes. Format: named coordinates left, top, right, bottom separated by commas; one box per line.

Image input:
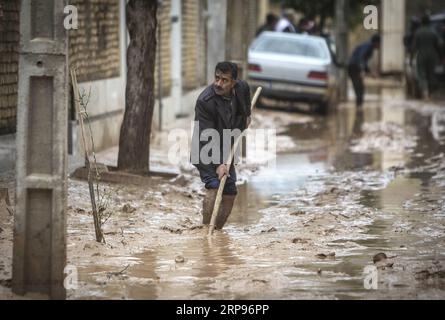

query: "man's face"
left=214, top=70, right=236, bottom=97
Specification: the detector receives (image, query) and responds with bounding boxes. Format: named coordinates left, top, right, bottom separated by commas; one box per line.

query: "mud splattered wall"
left=0, top=0, right=20, bottom=134
left=69, top=0, right=121, bottom=83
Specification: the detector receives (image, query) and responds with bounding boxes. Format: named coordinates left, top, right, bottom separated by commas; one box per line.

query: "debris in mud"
left=252, top=279, right=268, bottom=284
left=407, top=153, right=445, bottom=188
left=350, top=122, right=417, bottom=153
left=264, top=240, right=281, bottom=248
left=377, top=261, right=394, bottom=269
left=329, top=187, right=338, bottom=193
left=187, top=225, right=204, bottom=231
left=122, top=204, right=136, bottom=213
left=161, top=226, right=183, bottom=234
left=82, top=242, right=104, bottom=251
left=388, top=165, right=405, bottom=172
left=0, top=188, right=13, bottom=216
left=6, top=206, right=13, bottom=216
left=104, top=231, right=119, bottom=236
left=322, top=228, right=336, bottom=236
left=178, top=218, right=204, bottom=231
left=373, top=253, right=387, bottom=263
left=373, top=253, right=395, bottom=269
left=316, top=252, right=335, bottom=260
left=302, top=218, right=316, bottom=226
left=415, top=269, right=445, bottom=280
left=292, top=238, right=308, bottom=244
left=170, top=174, right=190, bottom=187
left=261, top=227, right=277, bottom=233
left=178, top=217, right=193, bottom=226
left=106, top=265, right=130, bottom=280
left=0, top=279, right=12, bottom=288
left=183, top=192, right=194, bottom=199
left=175, top=255, right=185, bottom=263
left=290, top=210, right=306, bottom=216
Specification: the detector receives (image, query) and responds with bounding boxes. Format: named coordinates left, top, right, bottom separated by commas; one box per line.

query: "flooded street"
left=1, top=91, right=444, bottom=300
left=67, top=92, right=445, bottom=300
left=2, top=0, right=445, bottom=305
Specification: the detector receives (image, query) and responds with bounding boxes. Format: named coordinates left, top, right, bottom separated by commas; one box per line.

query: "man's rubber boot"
left=215, top=195, right=236, bottom=230
left=202, top=189, right=218, bottom=225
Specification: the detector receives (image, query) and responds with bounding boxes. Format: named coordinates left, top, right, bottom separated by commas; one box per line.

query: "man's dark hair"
left=266, top=13, right=278, bottom=25
left=215, top=61, right=238, bottom=80
left=421, top=14, right=430, bottom=26
left=371, top=34, right=381, bottom=44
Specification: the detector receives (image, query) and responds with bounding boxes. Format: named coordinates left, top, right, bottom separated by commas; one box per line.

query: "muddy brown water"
left=76, top=97, right=445, bottom=299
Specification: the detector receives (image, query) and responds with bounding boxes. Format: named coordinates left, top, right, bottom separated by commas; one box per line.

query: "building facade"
left=1, top=0, right=267, bottom=152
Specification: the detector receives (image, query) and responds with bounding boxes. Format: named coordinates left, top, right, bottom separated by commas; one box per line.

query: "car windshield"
left=251, top=36, right=328, bottom=59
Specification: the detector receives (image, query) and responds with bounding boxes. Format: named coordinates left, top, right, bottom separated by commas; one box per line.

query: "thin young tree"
left=118, top=0, right=158, bottom=173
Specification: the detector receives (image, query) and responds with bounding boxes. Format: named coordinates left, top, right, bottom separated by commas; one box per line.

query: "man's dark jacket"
left=191, top=80, right=251, bottom=179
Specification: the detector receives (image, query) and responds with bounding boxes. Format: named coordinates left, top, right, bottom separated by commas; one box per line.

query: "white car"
left=248, top=32, right=338, bottom=113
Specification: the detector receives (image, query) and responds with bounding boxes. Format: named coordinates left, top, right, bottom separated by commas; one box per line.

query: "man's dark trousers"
left=348, top=63, right=364, bottom=107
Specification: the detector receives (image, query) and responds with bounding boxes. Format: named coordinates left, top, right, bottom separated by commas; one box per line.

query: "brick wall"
left=154, top=0, right=172, bottom=97
left=182, top=0, right=207, bottom=91
left=68, top=0, right=121, bottom=83
left=0, top=0, right=20, bottom=134
left=0, top=0, right=208, bottom=135
left=182, top=0, right=199, bottom=91
left=197, top=0, right=207, bottom=87
left=155, top=0, right=207, bottom=96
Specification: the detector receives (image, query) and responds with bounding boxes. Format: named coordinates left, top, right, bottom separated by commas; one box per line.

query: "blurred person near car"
left=347, top=34, right=381, bottom=108
left=256, top=13, right=279, bottom=37
left=275, top=8, right=298, bottom=33
left=298, top=17, right=317, bottom=35
left=411, top=14, right=442, bottom=100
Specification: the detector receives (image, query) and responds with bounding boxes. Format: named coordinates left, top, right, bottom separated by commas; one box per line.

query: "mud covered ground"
left=1, top=92, right=444, bottom=300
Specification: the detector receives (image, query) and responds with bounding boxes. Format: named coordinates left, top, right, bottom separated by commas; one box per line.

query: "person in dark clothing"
left=256, top=13, right=279, bottom=37
left=412, top=15, right=442, bottom=100
left=191, top=62, right=251, bottom=230
left=347, top=34, right=381, bottom=107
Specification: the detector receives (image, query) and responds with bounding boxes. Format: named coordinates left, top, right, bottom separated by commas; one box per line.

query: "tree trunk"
left=118, top=0, right=157, bottom=173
